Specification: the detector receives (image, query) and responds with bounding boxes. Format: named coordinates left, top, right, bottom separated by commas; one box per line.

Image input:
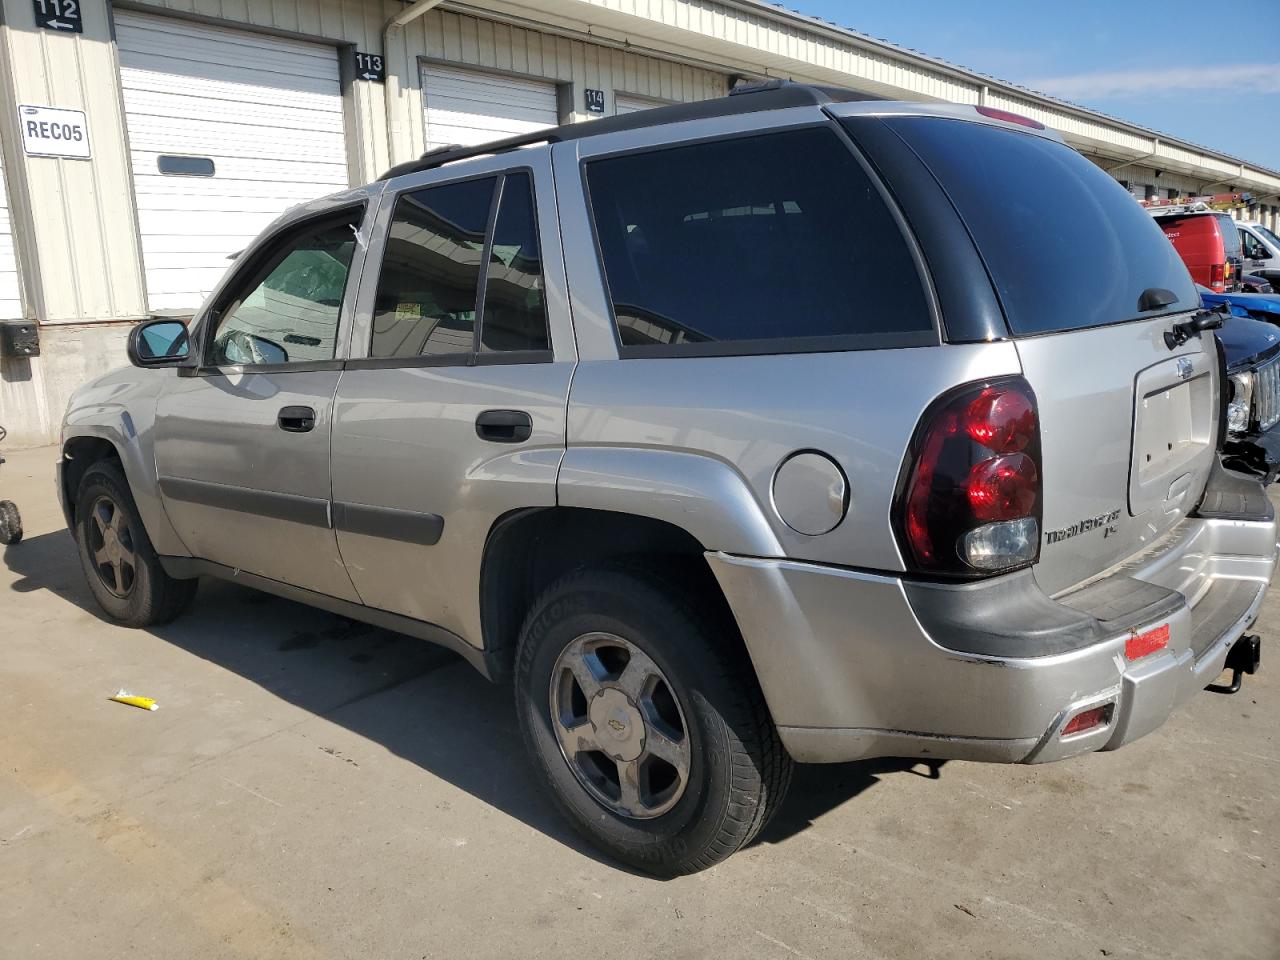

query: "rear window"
left=1216, top=214, right=1243, bottom=258
left=584, top=127, right=933, bottom=355
left=878, top=117, right=1198, bottom=336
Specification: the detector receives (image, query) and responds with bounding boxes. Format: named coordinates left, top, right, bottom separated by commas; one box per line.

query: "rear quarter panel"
left=564, top=344, right=1020, bottom=570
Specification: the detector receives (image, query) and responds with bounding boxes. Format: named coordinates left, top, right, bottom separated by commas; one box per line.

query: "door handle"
left=278, top=405, right=316, bottom=433
left=475, top=409, right=533, bottom=443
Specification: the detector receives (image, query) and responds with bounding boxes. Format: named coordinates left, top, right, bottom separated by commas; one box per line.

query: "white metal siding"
left=615, top=93, right=671, bottom=115
left=115, top=11, right=348, bottom=311
left=420, top=63, right=559, bottom=150
left=0, top=151, right=20, bottom=319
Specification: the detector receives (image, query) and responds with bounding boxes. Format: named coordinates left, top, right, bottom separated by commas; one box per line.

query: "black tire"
left=74, top=460, right=197, bottom=627
left=515, top=561, right=792, bottom=876
left=0, top=500, right=21, bottom=545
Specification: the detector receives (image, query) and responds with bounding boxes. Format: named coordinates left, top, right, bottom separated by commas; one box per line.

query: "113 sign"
left=33, top=0, right=83, bottom=33
left=354, top=51, right=385, bottom=83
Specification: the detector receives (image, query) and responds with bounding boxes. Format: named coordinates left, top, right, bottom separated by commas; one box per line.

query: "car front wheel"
left=515, top=561, right=792, bottom=876
left=74, top=460, right=197, bottom=627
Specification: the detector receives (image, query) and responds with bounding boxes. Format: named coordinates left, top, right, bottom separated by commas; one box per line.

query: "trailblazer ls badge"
left=1045, top=509, right=1123, bottom=545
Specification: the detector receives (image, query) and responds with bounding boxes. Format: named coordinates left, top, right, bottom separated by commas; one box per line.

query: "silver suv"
left=58, top=83, right=1276, bottom=875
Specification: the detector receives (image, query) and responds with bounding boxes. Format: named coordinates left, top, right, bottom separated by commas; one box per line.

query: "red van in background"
left=1151, top=210, right=1244, bottom=292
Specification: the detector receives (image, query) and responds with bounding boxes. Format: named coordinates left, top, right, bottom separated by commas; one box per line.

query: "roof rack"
left=378, top=80, right=882, bottom=181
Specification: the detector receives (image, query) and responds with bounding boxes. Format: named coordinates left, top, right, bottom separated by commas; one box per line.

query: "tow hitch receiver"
left=1207, top=634, right=1261, bottom=695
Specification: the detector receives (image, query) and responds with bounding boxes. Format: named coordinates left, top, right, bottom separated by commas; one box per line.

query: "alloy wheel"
left=549, top=632, right=692, bottom=819
left=87, top=495, right=138, bottom=598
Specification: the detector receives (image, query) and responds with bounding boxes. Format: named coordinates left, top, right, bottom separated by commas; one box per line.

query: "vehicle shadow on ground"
left=5, top=530, right=947, bottom=874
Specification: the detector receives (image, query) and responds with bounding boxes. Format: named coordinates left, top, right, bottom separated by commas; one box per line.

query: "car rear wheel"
left=74, top=460, right=197, bottom=627
left=515, top=561, right=792, bottom=876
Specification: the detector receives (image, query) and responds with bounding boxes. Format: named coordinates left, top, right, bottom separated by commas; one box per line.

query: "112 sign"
left=33, top=0, right=83, bottom=33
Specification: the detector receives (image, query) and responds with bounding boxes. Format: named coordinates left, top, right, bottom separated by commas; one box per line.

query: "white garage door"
left=0, top=152, right=20, bottom=319
left=615, top=93, right=671, bottom=116
left=421, top=64, right=558, bottom=151
left=116, top=11, right=349, bottom=311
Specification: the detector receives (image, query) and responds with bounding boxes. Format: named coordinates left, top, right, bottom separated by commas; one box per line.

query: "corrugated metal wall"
left=0, top=0, right=725, bottom=327
left=0, top=0, right=147, bottom=323
left=388, top=7, right=726, bottom=162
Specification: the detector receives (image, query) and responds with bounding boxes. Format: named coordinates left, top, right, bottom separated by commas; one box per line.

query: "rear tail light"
left=1210, top=263, right=1226, bottom=293
left=895, top=378, right=1043, bottom=577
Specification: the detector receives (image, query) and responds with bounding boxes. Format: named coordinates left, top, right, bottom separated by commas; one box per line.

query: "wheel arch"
left=59, top=428, right=189, bottom=557
left=479, top=506, right=742, bottom=682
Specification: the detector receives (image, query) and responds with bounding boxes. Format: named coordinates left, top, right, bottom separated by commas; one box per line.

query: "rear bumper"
left=709, top=497, right=1275, bottom=765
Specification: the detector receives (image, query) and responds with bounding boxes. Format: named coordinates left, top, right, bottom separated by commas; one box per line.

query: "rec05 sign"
left=18, top=105, right=91, bottom=159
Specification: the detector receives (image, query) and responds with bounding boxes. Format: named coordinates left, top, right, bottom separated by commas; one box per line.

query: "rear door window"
left=875, top=117, right=1198, bottom=335
left=480, top=172, right=549, bottom=354
left=370, top=177, right=497, bottom=360
left=584, top=127, right=933, bottom=355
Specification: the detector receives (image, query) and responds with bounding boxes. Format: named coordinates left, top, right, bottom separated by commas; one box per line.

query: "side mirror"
left=127, top=319, right=191, bottom=368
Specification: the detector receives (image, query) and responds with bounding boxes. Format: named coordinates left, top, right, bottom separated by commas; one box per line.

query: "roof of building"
left=732, top=0, right=1279, bottom=180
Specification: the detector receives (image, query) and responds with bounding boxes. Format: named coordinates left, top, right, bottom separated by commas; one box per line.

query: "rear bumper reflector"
left=1126, top=623, right=1170, bottom=661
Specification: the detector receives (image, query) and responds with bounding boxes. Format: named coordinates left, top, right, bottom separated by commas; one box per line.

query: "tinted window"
left=481, top=173, right=549, bottom=353
left=1216, top=215, right=1242, bottom=258
left=585, top=128, right=931, bottom=352
left=371, top=177, right=496, bottom=359
left=210, top=215, right=358, bottom=365
left=879, top=117, right=1198, bottom=335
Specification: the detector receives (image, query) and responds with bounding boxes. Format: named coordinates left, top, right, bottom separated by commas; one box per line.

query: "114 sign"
left=33, top=0, right=83, bottom=33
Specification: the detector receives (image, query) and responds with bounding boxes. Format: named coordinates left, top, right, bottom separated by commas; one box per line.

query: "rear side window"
left=481, top=173, right=549, bottom=353
left=584, top=128, right=933, bottom=355
left=371, top=177, right=496, bottom=359
left=879, top=118, right=1198, bottom=335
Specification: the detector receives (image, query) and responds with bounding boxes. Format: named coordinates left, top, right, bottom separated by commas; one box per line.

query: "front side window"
left=370, top=177, right=496, bottom=359
left=210, top=213, right=359, bottom=365
left=1242, top=229, right=1268, bottom=260
left=584, top=128, right=932, bottom=353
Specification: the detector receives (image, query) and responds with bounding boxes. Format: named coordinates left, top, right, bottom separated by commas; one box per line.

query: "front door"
left=154, top=201, right=370, bottom=601
left=330, top=153, right=575, bottom=644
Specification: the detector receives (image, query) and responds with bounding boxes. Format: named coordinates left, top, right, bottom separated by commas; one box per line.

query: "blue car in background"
left=1201, top=285, right=1280, bottom=480
left=1199, top=284, right=1280, bottom=324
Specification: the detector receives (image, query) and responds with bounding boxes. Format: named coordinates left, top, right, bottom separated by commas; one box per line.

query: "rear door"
left=330, top=149, right=574, bottom=643
left=153, top=197, right=372, bottom=601
left=864, top=112, right=1217, bottom=595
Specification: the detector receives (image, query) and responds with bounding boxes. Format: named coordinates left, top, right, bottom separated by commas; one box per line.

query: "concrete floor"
left=1, top=444, right=1277, bottom=960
